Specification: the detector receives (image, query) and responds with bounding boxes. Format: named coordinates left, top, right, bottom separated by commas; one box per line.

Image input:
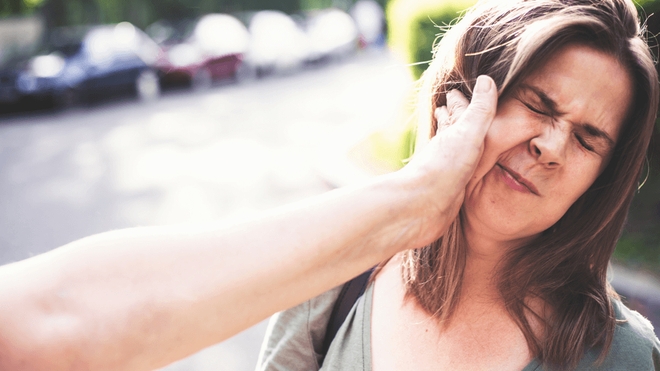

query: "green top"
left=255, top=283, right=660, bottom=371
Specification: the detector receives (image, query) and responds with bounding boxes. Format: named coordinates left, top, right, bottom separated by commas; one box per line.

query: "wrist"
left=390, top=164, right=462, bottom=248
left=369, top=171, right=450, bottom=254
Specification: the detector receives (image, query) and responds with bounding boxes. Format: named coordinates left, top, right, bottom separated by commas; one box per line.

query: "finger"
left=446, top=89, right=470, bottom=120
left=454, top=75, right=497, bottom=139
left=434, top=106, right=450, bottom=129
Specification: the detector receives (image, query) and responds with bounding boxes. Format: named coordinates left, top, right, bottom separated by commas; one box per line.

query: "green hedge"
left=368, top=0, right=475, bottom=169
left=387, top=0, right=475, bottom=80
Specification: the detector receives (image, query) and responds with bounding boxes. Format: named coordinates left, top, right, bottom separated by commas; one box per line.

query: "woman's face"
left=463, top=44, right=633, bottom=244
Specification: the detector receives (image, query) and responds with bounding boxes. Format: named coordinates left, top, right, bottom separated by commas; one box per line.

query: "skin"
left=0, top=79, right=498, bottom=369
left=372, top=44, right=633, bottom=371
left=464, top=44, right=632, bottom=249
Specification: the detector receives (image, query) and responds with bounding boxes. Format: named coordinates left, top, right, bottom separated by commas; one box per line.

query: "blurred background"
left=0, top=0, right=658, bottom=369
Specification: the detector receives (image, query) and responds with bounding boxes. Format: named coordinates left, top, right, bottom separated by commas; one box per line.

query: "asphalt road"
left=0, top=49, right=413, bottom=370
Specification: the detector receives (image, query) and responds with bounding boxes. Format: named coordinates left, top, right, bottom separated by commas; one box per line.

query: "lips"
left=496, top=164, right=540, bottom=196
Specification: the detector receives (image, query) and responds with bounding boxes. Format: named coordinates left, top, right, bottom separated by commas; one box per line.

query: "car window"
left=51, top=43, right=82, bottom=58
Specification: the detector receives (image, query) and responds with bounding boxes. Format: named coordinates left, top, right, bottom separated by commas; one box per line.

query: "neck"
left=460, top=223, right=526, bottom=303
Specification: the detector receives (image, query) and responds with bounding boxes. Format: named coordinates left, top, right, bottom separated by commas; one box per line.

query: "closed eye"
left=519, top=99, right=550, bottom=116
left=574, top=134, right=595, bottom=152
left=518, top=97, right=552, bottom=116
left=515, top=83, right=614, bottom=156
left=515, top=84, right=561, bottom=117
left=523, top=102, right=549, bottom=116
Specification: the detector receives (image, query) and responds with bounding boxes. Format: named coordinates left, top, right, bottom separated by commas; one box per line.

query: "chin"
left=462, top=203, right=547, bottom=244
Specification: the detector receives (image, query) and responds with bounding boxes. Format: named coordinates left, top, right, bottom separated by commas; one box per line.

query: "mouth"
left=496, top=164, right=540, bottom=196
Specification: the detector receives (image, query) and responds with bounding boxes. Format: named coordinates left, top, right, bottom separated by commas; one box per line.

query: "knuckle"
left=446, top=90, right=468, bottom=114
left=448, top=99, right=466, bottom=114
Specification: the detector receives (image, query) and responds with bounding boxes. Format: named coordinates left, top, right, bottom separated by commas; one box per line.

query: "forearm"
left=0, top=76, right=498, bottom=371
left=0, top=172, right=433, bottom=371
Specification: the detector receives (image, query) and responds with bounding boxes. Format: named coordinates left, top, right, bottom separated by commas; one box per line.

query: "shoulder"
left=255, top=285, right=343, bottom=371
left=586, top=299, right=660, bottom=370
left=612, top=299, right=659, bottom=347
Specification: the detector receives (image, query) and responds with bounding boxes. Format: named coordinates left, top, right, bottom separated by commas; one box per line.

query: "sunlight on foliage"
left=22, top=0, right=43, bottom=9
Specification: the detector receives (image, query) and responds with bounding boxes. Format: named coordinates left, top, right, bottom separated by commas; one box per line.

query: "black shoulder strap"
left=321, top=267, right=374, bottom=357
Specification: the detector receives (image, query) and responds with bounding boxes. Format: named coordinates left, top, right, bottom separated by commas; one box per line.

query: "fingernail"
left=474, top=76, right=492, bottom=94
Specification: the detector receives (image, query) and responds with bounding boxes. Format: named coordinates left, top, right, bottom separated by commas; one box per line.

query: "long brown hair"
left=402, top=0, right=659, bottom=369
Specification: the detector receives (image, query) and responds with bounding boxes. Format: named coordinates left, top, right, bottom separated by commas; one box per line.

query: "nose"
left=529, top=122, right=570, bottom=167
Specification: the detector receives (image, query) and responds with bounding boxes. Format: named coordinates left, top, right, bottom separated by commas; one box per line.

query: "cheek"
left=564, top=165, right=602, bottom=201
left=544, top=163, right=602, bottom=221
left=472, top=115, right=529, bottom=179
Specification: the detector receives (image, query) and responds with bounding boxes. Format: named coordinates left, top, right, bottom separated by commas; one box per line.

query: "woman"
left=256, top=0, right=660, bottom=370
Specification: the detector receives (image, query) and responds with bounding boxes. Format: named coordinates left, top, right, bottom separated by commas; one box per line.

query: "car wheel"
left=192, top=67, right=212, bottom=91
left=136, top=69, right=160, bottom=102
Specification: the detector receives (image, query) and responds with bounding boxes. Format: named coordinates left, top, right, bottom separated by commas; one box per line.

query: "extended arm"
left=0, top=76, right=496, bottom=371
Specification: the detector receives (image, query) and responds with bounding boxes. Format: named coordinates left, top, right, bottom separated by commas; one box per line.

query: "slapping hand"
left=396, top=75, right=498, bottom=248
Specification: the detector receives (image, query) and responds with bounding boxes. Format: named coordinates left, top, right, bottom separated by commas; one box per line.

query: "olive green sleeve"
left=598, top=300, right=660, bottom=371
left=255, top=285, right=343, bottom=371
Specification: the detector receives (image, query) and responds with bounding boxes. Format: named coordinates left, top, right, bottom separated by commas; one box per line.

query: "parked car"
left=242, top=10, right=311, bottom=77
left=150, top=14, right=250, bottom=89
left=349, top=0, right=386, bottom=48
left=0, top=22, right=161, bottom=110
left=304, top=8, right=359, bottom=62
left=0, top=62, right=21, bottom=108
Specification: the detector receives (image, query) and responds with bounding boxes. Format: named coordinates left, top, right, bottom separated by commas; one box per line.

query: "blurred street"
left=0, top=49, right=413, bottom=370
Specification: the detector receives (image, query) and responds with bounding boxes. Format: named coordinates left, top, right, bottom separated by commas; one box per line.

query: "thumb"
left=456, top=75, right=498, bottom=138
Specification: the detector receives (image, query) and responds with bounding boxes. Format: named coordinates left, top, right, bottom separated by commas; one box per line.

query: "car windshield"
left=42, top=26, right=87, bottom=58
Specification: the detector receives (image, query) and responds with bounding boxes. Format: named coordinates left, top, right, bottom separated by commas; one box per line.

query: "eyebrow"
left=517, top=84, right=616, bottom=150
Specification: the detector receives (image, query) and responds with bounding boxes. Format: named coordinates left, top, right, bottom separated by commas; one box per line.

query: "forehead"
left=521, top=44, right=633, bottom=143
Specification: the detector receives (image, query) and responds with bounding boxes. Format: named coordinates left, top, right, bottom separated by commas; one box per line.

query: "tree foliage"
left=8, top=0, right=303, bottom=29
